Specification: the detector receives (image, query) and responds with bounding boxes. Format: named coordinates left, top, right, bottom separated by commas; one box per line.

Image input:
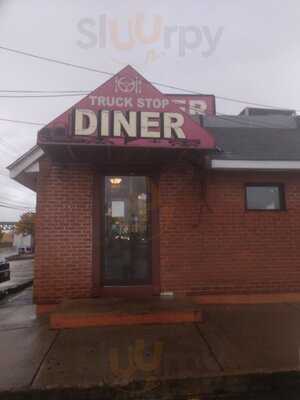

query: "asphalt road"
left=0, top=285, right=33, bottom=307
left=0, top=246, right=18, bottom=259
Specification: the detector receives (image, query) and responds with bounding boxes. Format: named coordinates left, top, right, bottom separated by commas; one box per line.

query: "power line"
left=0, top=117, right=43, bottom=126
left=0, top=44, right=298, bottom=112
left=0, top=91, right=298, bottom=116
left=0, top=45, right=113, bottom=77
left=0, top=201, right=34, bottom=211
left=0, top=199, right=35, bottom=209
left=0, top=172, right=37, bottom=196
left=0, top=203, right=23, bottom=210
left=0, top=186, right=36, bottom=208
left=0, top=196, right=35, bottom=207
left=0, top=93, right=86, bottom=98
left=0, top=45, right=297, bottom=129
left=0, top=89, right=88, bottom=93
left=0, top=83, right=297, bottom=111
left=0, top=205, right=33, bottom=211
left=0, top=191, right=35, bottom=206
left=0, top=88, right=296, bottom=112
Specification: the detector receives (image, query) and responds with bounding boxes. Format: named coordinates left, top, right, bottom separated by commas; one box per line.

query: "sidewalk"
left=0, top=259, right=33, bottom=298
left=1, top=293, right=300, bottom=398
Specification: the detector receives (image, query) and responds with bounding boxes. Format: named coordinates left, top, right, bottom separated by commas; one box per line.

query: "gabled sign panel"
left=38, top=65, right=215, bottom=150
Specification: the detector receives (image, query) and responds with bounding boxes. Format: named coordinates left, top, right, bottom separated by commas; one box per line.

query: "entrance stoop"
left=50, top=297, right=203, bottom=329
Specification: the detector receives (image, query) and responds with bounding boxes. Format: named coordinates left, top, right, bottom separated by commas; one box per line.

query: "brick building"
left=8, top=66, right=300, bottom=306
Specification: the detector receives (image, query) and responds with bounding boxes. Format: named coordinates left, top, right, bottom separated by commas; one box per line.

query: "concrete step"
left=50, top=297, right=203, bottom=329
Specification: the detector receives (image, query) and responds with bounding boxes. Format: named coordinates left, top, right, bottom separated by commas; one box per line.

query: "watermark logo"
left=103, top=337, right=207, bottom=395
left=107, top=339, right=164, bottom=393
left=114, top=76, right=142, bottom=94
left=76, top=14, right=224, bottom=63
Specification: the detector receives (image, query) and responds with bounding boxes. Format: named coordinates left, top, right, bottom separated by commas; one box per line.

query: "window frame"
left=244, top=183, right=286, bottom=212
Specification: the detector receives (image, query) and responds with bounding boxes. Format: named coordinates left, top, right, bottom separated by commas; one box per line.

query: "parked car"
left=0, top=258, right=10, bottom=283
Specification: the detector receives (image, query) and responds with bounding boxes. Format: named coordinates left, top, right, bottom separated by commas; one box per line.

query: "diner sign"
left=38, top=65, right=215, bottom=150
left=75, top=110, right=187, bottom=139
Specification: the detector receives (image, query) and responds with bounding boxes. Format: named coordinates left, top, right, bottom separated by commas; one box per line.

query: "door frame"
left=92, top=168, right=160, bottom=298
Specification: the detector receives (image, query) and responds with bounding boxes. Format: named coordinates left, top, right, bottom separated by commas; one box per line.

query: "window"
left=245, top=184, right=285, bottom=211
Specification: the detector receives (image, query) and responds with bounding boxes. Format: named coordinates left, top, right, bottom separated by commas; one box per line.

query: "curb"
left=1, top=371, right=300, bottom=399
left=6, top=255, right=35, bottom=262
left=0, top=280, right=33, bottom=300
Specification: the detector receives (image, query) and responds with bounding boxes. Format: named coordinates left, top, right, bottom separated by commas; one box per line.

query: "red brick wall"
left=35, top=160, right=300, bottom=304
left=34, top=160, right=94, bottom=304
left=159, top=164, right=300, bottom=296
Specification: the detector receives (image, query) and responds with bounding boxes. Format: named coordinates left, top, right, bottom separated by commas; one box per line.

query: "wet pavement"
left=1, top=288, right=300, bottom=398
left=0, top=287, right=55, bottom=391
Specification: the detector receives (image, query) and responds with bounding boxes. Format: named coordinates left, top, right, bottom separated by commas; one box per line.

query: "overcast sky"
left=0, top=0, right=299, bottom=221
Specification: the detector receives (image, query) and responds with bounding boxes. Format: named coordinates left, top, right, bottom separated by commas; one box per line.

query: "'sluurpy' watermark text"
left=76, top=14, right=224, bottom=60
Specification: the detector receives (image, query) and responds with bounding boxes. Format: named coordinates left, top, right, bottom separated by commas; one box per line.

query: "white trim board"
left=211, top=159, right=300, bottom=170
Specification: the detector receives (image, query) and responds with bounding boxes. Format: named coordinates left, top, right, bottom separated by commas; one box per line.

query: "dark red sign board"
left=38, top=65, right=215, bottom=150
left=166, top=94, right=215, bottom=116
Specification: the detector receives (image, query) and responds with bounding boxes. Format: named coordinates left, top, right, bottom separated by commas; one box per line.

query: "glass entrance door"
left=103, top=176, right=151, bottom=286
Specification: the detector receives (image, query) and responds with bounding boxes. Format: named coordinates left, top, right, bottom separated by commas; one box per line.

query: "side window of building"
left=245, top=184, right=286, bottom=211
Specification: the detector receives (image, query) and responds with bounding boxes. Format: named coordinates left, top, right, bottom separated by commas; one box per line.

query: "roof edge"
left=7, top=145, right=44, bottom=179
